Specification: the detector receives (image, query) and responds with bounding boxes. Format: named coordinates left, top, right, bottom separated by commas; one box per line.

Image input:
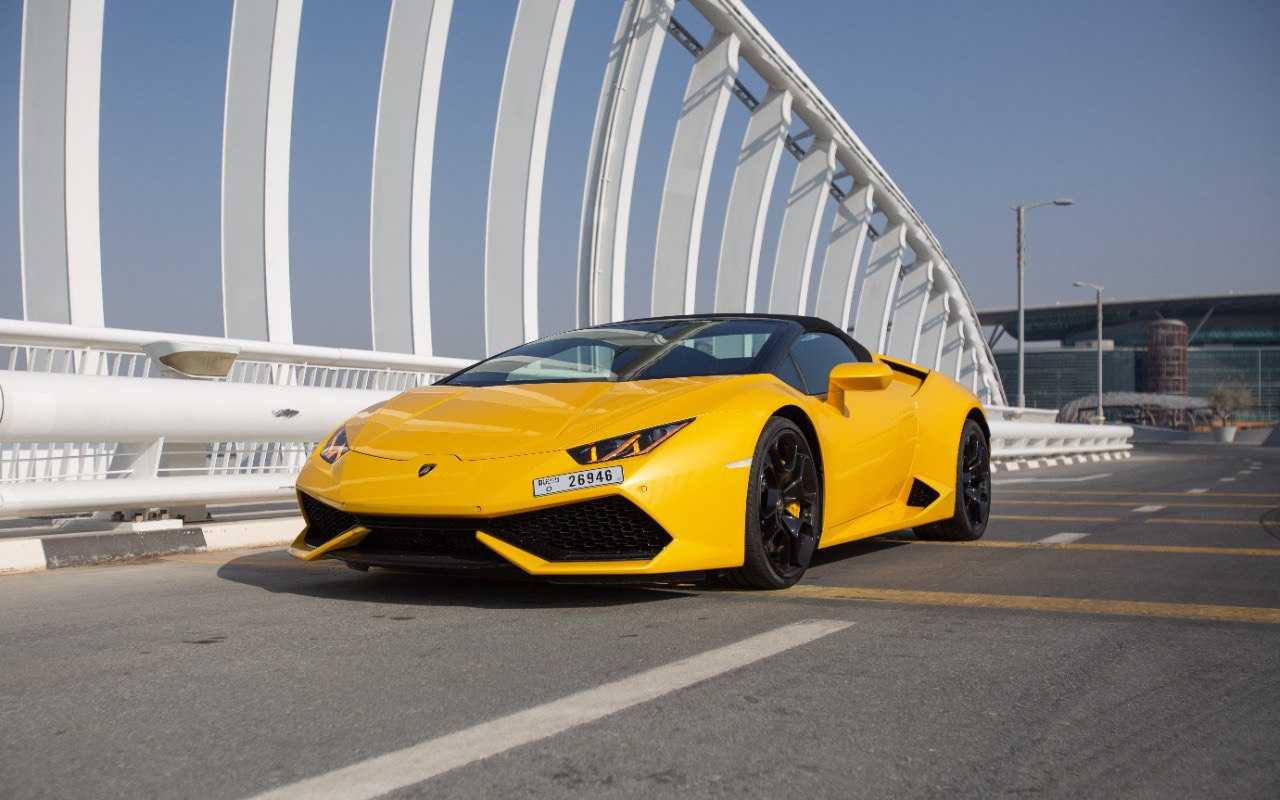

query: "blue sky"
left=0, top=0, right=1276, bottom=358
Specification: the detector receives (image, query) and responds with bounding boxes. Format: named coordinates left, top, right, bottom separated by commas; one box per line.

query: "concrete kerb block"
left=0, top=516, right=302, bottom=575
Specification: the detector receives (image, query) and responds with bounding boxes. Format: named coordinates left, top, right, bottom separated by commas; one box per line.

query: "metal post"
left=1015, top=206, right=1025, bottom=407
left=1074, top=280, right=1105, bottom=423
left=1011, top=197, right=1071, bottom=408
left=1095, top=288, right=1104, bottom=423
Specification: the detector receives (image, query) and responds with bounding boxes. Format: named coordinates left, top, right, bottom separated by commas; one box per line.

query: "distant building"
left=980, top=292, right=1279, bottom=421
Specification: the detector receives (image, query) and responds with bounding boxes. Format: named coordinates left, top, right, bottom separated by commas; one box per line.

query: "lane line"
left=997, top=500, right=1272, bottom=509
left=909, top=539, right=1280, bottom=558
left=1037, top=532, right=1091, bottom=544
left=245, top=620, right=852, bottom=800
left=1220, top=477, right=1236, bottom=483
left=1145, top=518, right=1264, bottom=528
left=775, top=585, right=1280, bottom=625
left=1187, top=488, right=1209, bottom=495
left=993, top=473, right=1112, bottom=486
left=993, top=514, right=1119, bottom=522
left=997, top=489, right=1280, bottom=498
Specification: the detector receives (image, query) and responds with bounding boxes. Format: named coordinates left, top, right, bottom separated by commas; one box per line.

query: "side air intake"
left=906, top=479, right=940, bottom=508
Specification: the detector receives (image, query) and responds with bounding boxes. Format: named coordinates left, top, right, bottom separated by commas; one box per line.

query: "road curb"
left=0, top=516, right=301, bottom=575
left=992, top=450, right=1132, bottom=472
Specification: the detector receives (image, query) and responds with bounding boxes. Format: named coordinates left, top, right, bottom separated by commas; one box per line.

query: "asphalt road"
left=2, top=444, right=1278, bottom=799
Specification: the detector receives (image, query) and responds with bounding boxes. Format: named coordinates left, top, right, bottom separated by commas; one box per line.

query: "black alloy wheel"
left=959, top=424, right=992, bottom=530
left=727, top=417, right=823, bottom=589
left=915, top=418, right=990, bottom=541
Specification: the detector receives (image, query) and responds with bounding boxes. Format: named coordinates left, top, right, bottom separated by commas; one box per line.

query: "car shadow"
left=216, top=549, right=697, bottom=610
left=811, top=534, right=914, bottom=566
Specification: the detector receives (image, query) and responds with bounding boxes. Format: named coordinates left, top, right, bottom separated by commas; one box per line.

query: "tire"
left=915, top=418, right=990, bottom=541
left=725, top=417, right=823, bottom=589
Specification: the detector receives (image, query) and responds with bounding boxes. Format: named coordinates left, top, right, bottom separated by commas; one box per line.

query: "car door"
left=787, top=333, right=918, bottom=526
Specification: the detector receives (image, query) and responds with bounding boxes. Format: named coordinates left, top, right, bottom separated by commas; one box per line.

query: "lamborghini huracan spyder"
left=291, top=314, right=991, bottom=588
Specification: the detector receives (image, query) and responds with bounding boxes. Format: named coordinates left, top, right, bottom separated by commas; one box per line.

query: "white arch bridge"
left=0, top=0, right=1130, bottom=519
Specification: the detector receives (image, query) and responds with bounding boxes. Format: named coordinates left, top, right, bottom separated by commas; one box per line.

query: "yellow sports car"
left=291, top=314, right=990, bottom=588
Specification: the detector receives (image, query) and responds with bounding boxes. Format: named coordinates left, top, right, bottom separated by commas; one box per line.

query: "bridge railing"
left=0, top=319, right=466, bottom=515
left=984, top=405, right=1062, bottom=424
left=1, top=320, right=1132, bottom=519
left=988, top=420, right=1133, bottom=460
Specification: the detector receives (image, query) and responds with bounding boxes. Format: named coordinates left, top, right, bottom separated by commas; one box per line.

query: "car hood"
left=346, top=377, right=728, bottom=460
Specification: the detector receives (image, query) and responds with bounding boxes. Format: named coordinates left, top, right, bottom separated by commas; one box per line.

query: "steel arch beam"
left=485, top=0, right=575, bottom=353
left=958, top=339, right=979, bottom=393
left=941, top=307, right=967, bottom=380
left=713, top=89, right=790, bottom=312
left=221, top=0, right=301, bottom=343
left=651, top=32, right=740, bottom=316
left=685, top=0, right=1007, bottom=403
left=18, top=0, right=105, bottom=327
left=767, top=138, right=834, bottom=315
left=884, top=259, right=933, bottom=361
left=850, top=222, right=906, bottom=353
left=370, top=0, right=452, bottom=355
left=917, top=287, right=949, bottom=371
left=811, top=183, right=873, bottom=330
left=577, top=0, right=675, bottom=325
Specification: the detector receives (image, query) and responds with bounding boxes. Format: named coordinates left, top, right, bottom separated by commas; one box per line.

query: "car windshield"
left=441, top=319, right=793, bottom=387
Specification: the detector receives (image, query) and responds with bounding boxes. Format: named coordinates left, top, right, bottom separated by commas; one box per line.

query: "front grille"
left=301, top=494, right=671, bottom=563
left=300, top=493, right=359, bottom=546
left=906, top=478, right=941, bottom=508
left=484, top=496, right=671, bottom=561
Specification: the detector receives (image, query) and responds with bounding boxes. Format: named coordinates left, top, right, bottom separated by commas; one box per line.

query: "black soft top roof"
left=595, top=313, right=873, bottom=362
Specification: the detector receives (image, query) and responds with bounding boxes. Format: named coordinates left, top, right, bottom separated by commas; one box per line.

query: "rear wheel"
left=726, top=417, right=822, bottom=589
left=915, top=418, right=990, bottom=541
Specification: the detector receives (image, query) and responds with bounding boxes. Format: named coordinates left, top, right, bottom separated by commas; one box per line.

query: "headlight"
left=567, top=419, right=693, bottom=465
left=319, top=427, right=350, bottom=464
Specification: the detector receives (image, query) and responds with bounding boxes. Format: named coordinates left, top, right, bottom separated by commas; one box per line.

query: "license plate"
left=533, top=466, right=624, bottom=497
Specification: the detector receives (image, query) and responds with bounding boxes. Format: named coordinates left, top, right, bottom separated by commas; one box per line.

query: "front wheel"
left=915, top=418, right=990, bottom=541
left=725, top=417, right=823, bottom=589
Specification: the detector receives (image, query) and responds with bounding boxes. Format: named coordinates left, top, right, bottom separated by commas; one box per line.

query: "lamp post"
left=1074, top=281, right=1105, bottom=423
left=1013, top=197, right=1073, bottom=407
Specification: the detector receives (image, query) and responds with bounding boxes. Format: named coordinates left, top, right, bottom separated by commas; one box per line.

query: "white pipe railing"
left=0, top=475, right=297, bottom=517
left=989, top=420, right=1133, bottom=459
left=985, top=405, right=1061, bottom=424
left=0, top=368, right=1134, bottom=519
left=0, top=318, right=473, bottom=375
left=0, top=371, right=392, bottom=442
left=0, top=320, right=1133, bottom=519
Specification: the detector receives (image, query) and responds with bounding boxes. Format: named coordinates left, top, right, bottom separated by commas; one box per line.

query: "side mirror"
left=827, top=360, right=893, bottom=408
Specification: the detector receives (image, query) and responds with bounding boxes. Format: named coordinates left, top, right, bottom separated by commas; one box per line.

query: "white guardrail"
left=0, top=320, right=1132, bottom=519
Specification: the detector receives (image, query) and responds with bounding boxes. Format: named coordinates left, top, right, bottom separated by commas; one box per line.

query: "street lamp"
left=1013, top=197, right=1073, bottom=407
left=1073, top=281, right=1105, bottom=423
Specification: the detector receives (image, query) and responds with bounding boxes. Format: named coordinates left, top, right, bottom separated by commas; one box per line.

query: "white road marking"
left=245, top=620, right=853, bottom=800
left=1131, top=505, right=1166, bottom=513
left=1220, top=477, right=1236, bottom=483
left=994, top=472, right=1112, bottom=486
left=1038, top=532, right=1091, bottom=544
left=1186, top=488, right=1209, bottom=495
left=1239, top=469, right=1253, bottom=475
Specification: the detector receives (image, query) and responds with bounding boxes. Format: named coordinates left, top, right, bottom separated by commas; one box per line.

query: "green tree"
left=1208, top=384, right=1255, bottom=424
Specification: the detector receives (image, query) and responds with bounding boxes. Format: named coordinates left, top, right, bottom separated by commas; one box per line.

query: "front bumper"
left=290, top=426, right=753, bottom=576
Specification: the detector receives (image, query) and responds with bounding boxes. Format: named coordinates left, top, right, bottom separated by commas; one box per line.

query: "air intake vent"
left=299, top=493, right=359, bottom=546
left=906, top=479, right=940, bottom=508
left=486, top=496, right=671, bottom=562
